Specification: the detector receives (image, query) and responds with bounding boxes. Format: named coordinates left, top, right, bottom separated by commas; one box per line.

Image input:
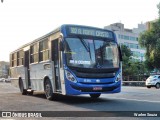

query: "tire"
left=155, top=83, right=160, bottom=89
left=27, top=91, right=34, bottom=95
left=44, top=79, right=54, bottom=100
left=147, top=86, right=151, bottom=89
left=19, top=79, right=27, bottom=95
left=90, top=93, right=101, bottom=99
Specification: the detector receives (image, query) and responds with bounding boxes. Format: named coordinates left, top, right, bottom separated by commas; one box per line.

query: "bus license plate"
left=93, top=86, right=102, bottom=90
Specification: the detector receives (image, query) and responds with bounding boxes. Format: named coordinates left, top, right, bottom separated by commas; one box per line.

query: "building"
left=104, top=23, right=146, bottom=61
left=145, top=19, right=158, bottom=30
left=0, top=61, right=9, bottom=78
left=132, top=23, right=147, bottom=34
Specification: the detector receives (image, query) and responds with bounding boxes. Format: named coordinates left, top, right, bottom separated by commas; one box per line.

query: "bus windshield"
left=64, top=37, right=119, bottom=69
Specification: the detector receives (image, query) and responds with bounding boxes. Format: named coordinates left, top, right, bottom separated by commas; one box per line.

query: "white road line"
left=107, top=97, right=160, bottom=103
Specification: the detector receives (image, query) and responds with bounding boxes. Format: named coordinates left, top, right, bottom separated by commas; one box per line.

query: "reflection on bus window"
left=65, top=38, right=119, bottom=68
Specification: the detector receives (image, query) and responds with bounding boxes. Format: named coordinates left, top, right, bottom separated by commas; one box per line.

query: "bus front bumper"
left=65, top=81, right=121, bottom=95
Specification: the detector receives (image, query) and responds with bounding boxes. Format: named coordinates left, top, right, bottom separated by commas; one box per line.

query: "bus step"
left=56, top=90, right=61, bottom=92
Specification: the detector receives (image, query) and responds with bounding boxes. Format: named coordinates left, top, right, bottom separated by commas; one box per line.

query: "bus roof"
left=10, top=26, right=61, bottom=54
left=10, top=24, right=115, bottom=54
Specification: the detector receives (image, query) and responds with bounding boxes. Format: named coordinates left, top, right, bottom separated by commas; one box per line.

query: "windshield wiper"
left=80, top=38, right=90, bottom=52
left=79, top=37, right=92, bottom=61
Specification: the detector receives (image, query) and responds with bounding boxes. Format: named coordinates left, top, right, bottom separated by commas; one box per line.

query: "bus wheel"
left=27, top=91, right=33, bottom=95
left=44, top=79, right=54, bottom=100
left=19, top=79, right=27, bottom=95
left=90, top=94, right=101, bottom=99
left=155, top=83, right=160, bottom=89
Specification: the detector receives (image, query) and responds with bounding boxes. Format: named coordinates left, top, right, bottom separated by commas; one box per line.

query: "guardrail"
left=122, top=81, right=145, bottom=87
left=0, top=79, right=146, bottom=86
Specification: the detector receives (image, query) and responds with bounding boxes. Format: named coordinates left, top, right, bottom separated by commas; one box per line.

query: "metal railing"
left=122, top=81, right=145, bottom=87
left=122, top=75, right=147, bottom=87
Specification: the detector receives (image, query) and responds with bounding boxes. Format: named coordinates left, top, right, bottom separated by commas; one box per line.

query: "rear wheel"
left=44, top=79, right=55, bottom=100
left=155, top=83, right=160, bottom=89
left=90, top=94, right=101, bottom=99
left=19, top=79, right=27, bottom=95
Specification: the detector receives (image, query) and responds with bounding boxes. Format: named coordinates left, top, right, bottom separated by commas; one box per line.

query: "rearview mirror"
left=118, top=45, right=122, bottom=61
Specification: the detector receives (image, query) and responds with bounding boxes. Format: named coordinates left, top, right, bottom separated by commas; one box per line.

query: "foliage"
left=121, top=45, right=147, bottom=77
left=139, top=19, right=160, bottom=71
left=121, top=45, right=132, bottom=57
left=138, top=3, right=160, bottom=71
left=157, top=3, right=160, bottom=17
left=121, top=45, right=137, bottom=76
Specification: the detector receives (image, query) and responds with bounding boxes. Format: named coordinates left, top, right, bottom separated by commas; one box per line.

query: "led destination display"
left=67, top=26, right=114, bottom=39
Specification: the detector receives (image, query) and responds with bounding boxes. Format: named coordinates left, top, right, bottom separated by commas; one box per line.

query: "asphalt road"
left=0, top=82, right=160, bottom=120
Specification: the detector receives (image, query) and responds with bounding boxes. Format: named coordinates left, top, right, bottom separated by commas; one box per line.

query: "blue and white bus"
left=10, top=24, right=122, bottom=100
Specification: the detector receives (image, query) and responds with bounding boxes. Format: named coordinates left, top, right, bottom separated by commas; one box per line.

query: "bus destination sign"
left=68, top=26, right=113, bottom=39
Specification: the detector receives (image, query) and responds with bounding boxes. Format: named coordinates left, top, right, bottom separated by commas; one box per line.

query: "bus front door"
left=24, top=50, right=31, bottom=89
left=52, top=39, right=61, bottom=92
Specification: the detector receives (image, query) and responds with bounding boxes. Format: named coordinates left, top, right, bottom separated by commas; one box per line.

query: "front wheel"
left=44, top=79, right=55, bottom=100
left=155, top=83, right=160, bottom=89
left=90, top=94, right=101, bottom=99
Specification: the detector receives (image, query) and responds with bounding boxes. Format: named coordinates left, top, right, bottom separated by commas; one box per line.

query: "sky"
left=0, top=0, right=159, bottom=62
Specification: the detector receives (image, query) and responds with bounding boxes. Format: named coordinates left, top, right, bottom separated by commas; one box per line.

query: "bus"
left=10, top=24, right=122, bottom=100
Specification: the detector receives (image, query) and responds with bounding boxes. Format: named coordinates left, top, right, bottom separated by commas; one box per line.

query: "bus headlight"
left=65, top=70, right=77, bottom=83
left=115, top=73, right=121, bottom=82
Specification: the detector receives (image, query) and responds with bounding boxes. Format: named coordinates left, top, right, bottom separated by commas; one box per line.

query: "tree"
left=121, top=44, right=132, bottom=57
left=157, top=3, right=160, bottom=18
left=121, top=45, right=133, bottom=76
left=139, top=3, right=160, bottom=71
left=121, top=45, right=146, bottom=79
left=139, top=19, right=160, bottom=71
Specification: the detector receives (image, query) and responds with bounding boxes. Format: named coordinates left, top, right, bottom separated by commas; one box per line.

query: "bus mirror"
left=118, top=46, right=122, bottom=61
left=60, top=41, right=64, bottom=51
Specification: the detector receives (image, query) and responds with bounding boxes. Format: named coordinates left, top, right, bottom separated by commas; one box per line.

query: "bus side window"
left=30, top=44, right=38, bottom=63
left=39, top=39, right=49, bottom=62
left=11, top=53, right=17, bottom=67
left=17, top=50, right=24, bottom=66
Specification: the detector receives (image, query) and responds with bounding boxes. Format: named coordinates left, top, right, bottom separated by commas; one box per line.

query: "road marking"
left=107, top=97, right=160, bottom=103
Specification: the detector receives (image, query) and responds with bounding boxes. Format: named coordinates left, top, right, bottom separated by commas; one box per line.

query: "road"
left=0, top=82, right=160, bottom=120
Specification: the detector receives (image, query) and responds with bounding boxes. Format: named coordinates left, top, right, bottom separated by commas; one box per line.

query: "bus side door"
left=51, top=39, right=61, bottom=92
left=24, top=50, right=31, bottom=89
